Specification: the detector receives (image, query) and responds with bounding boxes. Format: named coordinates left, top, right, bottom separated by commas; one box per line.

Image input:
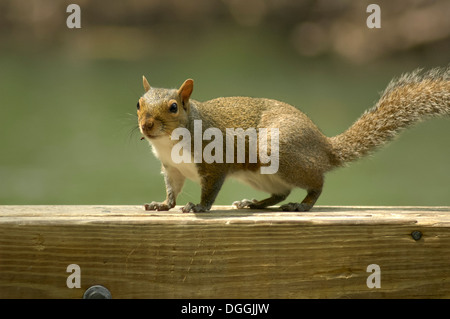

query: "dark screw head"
left=83, top=285, right=112, bottom=299
left=411, top=230, right=422, bottom=241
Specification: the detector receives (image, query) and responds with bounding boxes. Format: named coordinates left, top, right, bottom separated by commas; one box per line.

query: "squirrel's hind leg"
left=233, top=192, right=290, bottom=209
left=280, top=188, right=322, bottom=212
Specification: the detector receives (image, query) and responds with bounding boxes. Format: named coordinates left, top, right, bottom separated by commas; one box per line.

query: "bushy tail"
left=329, top=66, right=450, bottom=165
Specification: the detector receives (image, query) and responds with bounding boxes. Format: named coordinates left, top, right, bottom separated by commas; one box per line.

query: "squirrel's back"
left=191, top=96, right=337, bottom=172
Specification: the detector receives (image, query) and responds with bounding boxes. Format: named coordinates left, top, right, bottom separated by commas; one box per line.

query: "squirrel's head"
left=137, top=76, right=193, bottom=139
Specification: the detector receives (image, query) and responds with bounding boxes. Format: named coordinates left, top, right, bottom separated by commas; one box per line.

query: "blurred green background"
left=0, top=0, right=448, bottom=207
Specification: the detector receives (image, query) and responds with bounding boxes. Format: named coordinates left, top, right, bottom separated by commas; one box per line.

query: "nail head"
left=411, top=230, right=422, bottom=241
left=83, top=285, right=112, bottom=299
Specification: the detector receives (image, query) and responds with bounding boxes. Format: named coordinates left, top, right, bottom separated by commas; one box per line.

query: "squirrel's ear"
left=142, top=76, right=151, bottom=92
left=178, top=79, right=194, bottom=109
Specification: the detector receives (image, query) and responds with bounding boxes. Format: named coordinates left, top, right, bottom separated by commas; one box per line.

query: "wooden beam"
left=1, top=205, right=450, bottom=298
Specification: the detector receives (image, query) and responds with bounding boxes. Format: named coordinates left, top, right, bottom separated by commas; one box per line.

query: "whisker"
left=127, top=124, right=144, bottom=143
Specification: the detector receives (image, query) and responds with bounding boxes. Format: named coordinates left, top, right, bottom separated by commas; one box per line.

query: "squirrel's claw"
left=144, top=201, right=171, bottom=211
left=181, top=202, right=209, bottom=213
left=280, top=202, right=312, bottom=212
left=232, top=199, right=258, bottom=209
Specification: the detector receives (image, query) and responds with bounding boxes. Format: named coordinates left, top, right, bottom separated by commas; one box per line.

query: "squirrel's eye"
left=136, top=101, right=140, bottom=110
left=169, top=102, right=178, bottom=113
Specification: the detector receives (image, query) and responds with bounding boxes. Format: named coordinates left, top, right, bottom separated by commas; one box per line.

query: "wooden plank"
left=1, top=205, right=450, bottom=299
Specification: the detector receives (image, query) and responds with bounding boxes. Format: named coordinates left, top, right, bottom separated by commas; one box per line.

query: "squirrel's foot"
left=144, top=201, right=173, bottom=211
left=280, top=202, right=313, bottom=212
left=232, top=199, right=258, bottom=209
left=181, top=202, right=210, bottom=213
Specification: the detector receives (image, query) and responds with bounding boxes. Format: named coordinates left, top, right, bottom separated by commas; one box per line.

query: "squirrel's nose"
left=142, top=121, right=154, bottom=131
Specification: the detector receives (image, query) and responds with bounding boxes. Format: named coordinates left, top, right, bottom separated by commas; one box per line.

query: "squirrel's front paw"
left=181, top=202, right=210, bottom=213
left=144, top=201, right=172, bottom=211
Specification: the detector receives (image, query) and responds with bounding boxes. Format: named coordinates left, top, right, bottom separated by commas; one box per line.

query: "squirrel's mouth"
left=142, top=132, right=162, bottom=139
left=142, top=130, right=169, bottom=140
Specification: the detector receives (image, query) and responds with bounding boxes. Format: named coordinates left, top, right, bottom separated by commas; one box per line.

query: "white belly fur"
left=230, top=170, right=293, bottom=194
left=149, top=136, right=201, bottom=183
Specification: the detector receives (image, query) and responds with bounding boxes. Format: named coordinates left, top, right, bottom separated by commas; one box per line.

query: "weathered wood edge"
left=1, top=205, right=450, bottom=226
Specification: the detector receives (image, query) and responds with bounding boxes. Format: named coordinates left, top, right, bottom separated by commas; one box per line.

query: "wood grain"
left=1, top=205, right=450, bottom=298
